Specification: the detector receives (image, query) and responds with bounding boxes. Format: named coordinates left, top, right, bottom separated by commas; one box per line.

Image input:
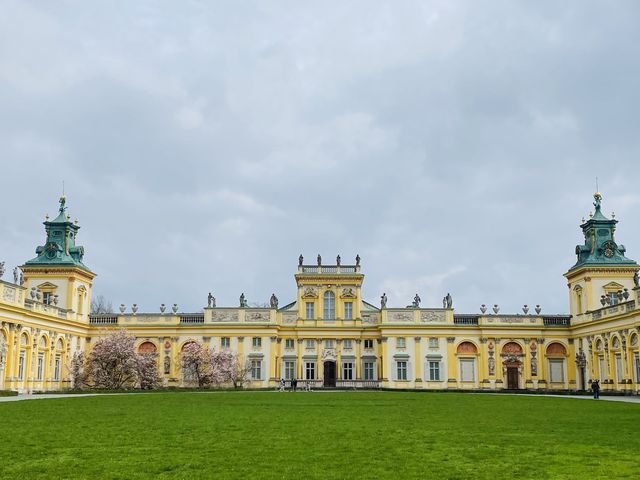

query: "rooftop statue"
left=317, top=254, right=321, bottom=266
left=413, top=293, right=421, bottom=308
left=240, top=293, right=247, bottom=308
left=446, top=293, right=453, bottom=309
left=13, top=267, right=19, bottom=284
left=270, top=293, right=279, bottom=309
left=355, top=254, right=361, bottom=266
left=336, top=255, right=341, bottom=266
left=298, top=254, right=303, bottom=267
left=207, top=292, right=215, bottom=308
left=380, top=293, right=387, bottom=309
left=0, top=262, right=4, bottom=279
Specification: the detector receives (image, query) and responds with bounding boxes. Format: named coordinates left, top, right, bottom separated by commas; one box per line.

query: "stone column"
left=446, top=336, right=457, bottom=389
left=336, top=339, right=342, bottom=381
left=379, top=337, right=388, bottom=383
left=296, top=338, right=303, bottom=379
left=414, top=337, right=422, bottom=386
left=355, top=339, right=361, bottom=380
left=269, top=336, right=278, bottom=381
left=316, top=338, right=322, bottom=383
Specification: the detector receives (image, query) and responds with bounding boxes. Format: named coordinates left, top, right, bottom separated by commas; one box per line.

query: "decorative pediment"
left=301, top=287, right=318, bottom=299
left=340, top=287, right=357, bottom=299
left=37, top=282, right=58, bottom=291
left=603, top=281, right=624, bottom=291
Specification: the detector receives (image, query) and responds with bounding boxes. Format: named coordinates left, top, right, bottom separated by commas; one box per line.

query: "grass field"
left=1, top=391, right=639, bottom=479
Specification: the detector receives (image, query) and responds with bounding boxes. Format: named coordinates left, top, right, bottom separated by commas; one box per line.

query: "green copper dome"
left=23, top=196, right=93, bottom=273
left=569, top=192, right=637, bottom=271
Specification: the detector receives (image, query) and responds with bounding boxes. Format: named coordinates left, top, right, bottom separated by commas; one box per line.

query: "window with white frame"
left=460, top=359, right=475, bottom=382
left=306, top=339, right=315, bottom=349
left=306, top=302, right=314, bottom=319
left=343, top=362, right=354, bottom=380
left=343, top=339, right=353, bottom=350
left=396, top=337, right=406, bottom=349
left=252, top=337, right=262, bottom=348
left=305, top=362, right=316, bottom=380
left=54, top=355, right=61, bottom=381
left=364, top=339, right=374, bottom=349
left=549, top=359, right=565, bottom=383
left=251, top=360, right=262, bottom=380
left=396, top=361, right=408, bottom=381
left=324, top=339, right=334, bottom=349
left=364, top=361, right=375, bottom=380
left=615, top=355, right=623, bottom=382
left=428, top=337, right=439, bottom=349
left=599, top=357, right=605, bottom=381
left=344, top=301, right=353, bottom=320
left=323, top=291, right=335, bottom=320
left=285, top=339, right=295, bottom=349
left=634, top=355, right=640, bottom=383
left=428, top=361, right=441, bottom=381
left=284, top=361, right=295, bottom=380
left=18, top=354, right=25, bottom=381
left=221, top=337, right=230, bottom=348
left=37, top=353, right=44, bottom=381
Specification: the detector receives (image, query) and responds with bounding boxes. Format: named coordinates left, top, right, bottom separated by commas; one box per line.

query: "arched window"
left=139, top=342, right=157, bottom=354
left=323, top=291, right=335, bottom=320
left=456, top=342, right=477, bottom=354
left=546, top=342, right=567, bottom=356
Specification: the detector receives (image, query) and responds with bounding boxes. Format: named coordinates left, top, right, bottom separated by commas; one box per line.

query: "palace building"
left=1, top=192, right=639, bottom=393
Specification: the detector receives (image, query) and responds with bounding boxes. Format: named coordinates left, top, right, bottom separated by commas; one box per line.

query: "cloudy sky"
left=1, top=1, right=639, bottom=314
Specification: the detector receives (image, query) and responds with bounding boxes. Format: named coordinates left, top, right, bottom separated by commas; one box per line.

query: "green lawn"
left=1, top=392, right=638, bottom=479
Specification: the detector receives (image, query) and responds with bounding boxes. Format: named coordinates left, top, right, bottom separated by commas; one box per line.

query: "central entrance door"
left=323, top=361, right=336, bottom=387
left=506, top=367, right=519, bottom=389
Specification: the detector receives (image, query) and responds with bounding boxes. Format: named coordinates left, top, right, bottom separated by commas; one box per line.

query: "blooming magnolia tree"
left=226, top=353, right=253, bottom=389
left=72, top=330, right=161, bottom=390
left=180, top=342, right=248, bottom=388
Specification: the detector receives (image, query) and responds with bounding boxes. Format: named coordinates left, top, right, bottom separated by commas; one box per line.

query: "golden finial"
left=45, top=214, right=49, bottom=221
left=74, top=218, right=78, bottom=225
left=589, top=212, right=593, bottom=218
left=581, top=217, right=585, bottom=223
left=611, top=212, right=615, bottom=219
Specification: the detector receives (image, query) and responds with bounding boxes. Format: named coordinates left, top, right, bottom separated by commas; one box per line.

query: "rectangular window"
left=306, top=339, right=315, bottom=349
left=343, top=362, right=354, bottom=380
left=396, top=337, right=406, bottom=349
left=251, top=360, right=262, bottom=380
left=306, top=302, right=314, bottom=319
left=54, top=356, right=61, bottom=381
left=549, top=359, right=565, bottom=383
left=615, top=355, right=622, bottom=383
left=221, top=337, right=230, bottom=348
left=37, top=354, right=44, bottom=381
left=323, top=292, right=335, bottom=320
left=344, top=302, right=353, bottom=320
left=364, top=361, right=375, bottom=380
left=252, top=337, right=262, bottom=348
left=364, top=339, right=374, bottom=349
left=285, top=339, right=295, bottom=349
left=429, top=361, right=441, bottom=381
left=428, top=337, right=439, bottom=349
left=396, top=361, right=407, bottom=381
left=43, top=292, right=52, bottom=305
left=599, top=356, right=605, bottom=381
left=305, top=362, right=316, bottom=380
left=324, top=339, right=334, bottom=349
left=460, top=359, right=475, bottom=382
left=635, top=355, right=640, bottom=384
left=18, top=354, right=25, bottom=381
left=284, top=361, right=295, bottom=380
left=343, top=339, right=353, bottom=350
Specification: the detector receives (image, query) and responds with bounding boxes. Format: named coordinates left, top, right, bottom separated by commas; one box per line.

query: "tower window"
left=323, top=291, right=335, bottom=320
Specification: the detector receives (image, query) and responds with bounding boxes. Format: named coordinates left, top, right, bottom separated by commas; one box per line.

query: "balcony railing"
left=299, top=265, right=360, bottom=274
left=454, top=315, right=479, bottom=325
left=179, top=314, right=205, bottom=324
left=543, top=316, right=571, bottom=327
left=89, top=315, right=118, bottom=325
left=281, top=379, right=380, bottom=389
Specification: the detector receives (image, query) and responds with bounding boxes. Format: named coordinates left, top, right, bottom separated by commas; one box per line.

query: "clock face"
left=45, top=242, right=58, bottom=259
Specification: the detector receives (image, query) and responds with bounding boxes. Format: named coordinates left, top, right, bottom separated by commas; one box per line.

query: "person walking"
left=292, top=378, right=297, bottom=392
left=591, top=379, right=600, bottom=399
left=278, top=378, right=285, bottom=392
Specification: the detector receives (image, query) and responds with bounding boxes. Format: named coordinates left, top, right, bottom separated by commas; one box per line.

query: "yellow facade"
left=1, top=195, right=639, bottom=393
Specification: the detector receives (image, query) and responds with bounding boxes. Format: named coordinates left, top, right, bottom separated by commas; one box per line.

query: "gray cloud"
left=1, top=1, right=639, bottom=314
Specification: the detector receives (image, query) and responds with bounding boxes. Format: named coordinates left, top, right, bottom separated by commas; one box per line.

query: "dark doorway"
left=323, top=361, right=336, bottom=387
left=507, top=367, right=519, bottom=389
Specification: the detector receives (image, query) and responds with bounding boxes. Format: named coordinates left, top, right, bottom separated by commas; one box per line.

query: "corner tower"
left=21, top=196, right=96, bottom=321
left=564, top=192, right=638, bottom=319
